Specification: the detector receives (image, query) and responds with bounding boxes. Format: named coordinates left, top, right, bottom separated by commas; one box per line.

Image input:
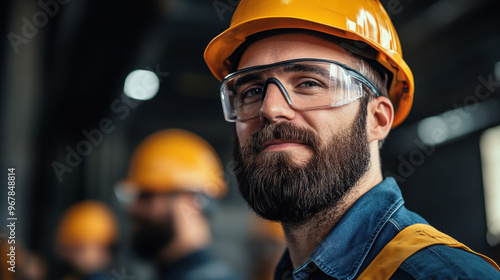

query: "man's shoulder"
left=393, top=244, right=500, bottom=279
left=370, top=208, right=500, bottom=279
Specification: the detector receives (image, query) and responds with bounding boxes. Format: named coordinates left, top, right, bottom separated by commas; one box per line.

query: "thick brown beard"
left=233, top=101, right=370, bottom=226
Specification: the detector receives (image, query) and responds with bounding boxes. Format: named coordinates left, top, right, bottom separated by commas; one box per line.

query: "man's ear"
left=366, top=96, right=394, bottom=143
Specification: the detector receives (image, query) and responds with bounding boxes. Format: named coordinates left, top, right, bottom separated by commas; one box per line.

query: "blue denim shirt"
left=274, top=177, right=500, bottom=279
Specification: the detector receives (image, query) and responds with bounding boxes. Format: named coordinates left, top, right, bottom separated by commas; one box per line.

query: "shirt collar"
left=275, top=177, right=404, bottom=280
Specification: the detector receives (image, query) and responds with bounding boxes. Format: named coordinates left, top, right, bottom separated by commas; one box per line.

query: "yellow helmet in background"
left=56, top=201, right=118, bottom=248
left=122, top=129, right=227, bottom=199
left=204, top=0, right=414, bottom=127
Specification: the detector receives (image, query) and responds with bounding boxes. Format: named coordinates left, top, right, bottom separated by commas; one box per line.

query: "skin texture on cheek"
left=236, top=121, right=251, bottom=148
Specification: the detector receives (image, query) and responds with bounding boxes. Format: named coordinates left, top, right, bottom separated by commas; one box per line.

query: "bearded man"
left=204, top=0, right=500, bottom=279
left=118, top=129, right=241, bottom=280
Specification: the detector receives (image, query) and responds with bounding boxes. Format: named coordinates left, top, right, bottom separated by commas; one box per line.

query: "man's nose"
left=259, top=80, right=295, bottom=123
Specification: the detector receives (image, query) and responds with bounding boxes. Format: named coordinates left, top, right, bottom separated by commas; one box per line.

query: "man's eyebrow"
left=282, top=64, right=330, bottom=78
left=232, top=63, right=330, bottom=90
left=233, top=72, right=263, bottom=89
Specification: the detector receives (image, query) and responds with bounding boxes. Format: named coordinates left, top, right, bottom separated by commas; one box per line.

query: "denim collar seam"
left=348, top=198, right=404, bottom=278
left=292, top=260, right=317, bottom=280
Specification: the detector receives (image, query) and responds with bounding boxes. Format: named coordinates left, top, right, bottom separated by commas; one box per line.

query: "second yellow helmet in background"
left=122, top=129, right=227, bottom=199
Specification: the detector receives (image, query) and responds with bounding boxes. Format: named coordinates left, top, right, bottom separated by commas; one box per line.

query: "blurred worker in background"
left=249, top=218, right=286, bottom=280
left=55, top=201, right=118, bottom=280
left=204, top=0, right=500, bottom=278
left=117, top=129, right=241, bottom=280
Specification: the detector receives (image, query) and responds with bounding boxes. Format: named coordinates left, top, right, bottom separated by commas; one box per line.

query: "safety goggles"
left=220, top=58, right=381, bottom=122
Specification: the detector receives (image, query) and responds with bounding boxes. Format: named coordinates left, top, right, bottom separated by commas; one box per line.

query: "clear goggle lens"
left=220, top=58, right=380, bottom=122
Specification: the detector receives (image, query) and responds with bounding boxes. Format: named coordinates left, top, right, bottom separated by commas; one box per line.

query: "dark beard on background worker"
left=233, top=99, right=371, bottom=226
left=130, top=212, right=175, bottom=260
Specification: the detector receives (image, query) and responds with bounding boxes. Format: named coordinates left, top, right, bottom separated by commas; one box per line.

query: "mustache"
left=242, top=122, right=321, bottom=154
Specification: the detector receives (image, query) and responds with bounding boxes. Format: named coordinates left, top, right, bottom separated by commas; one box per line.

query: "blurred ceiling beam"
left=0, top=0, right=43, bottom=244
left=399, top=0, right=489, bottom=51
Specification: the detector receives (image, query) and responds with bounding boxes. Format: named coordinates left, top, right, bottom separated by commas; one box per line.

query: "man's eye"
left=295, top=79, right=328, bottom=92
left=240, top=87, right=263, bottom=104
left=299, top=81, right=321, bottom=88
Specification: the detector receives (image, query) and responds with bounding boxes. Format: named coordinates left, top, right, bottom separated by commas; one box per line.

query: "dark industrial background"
left=1, top=0, right=499, bottom=278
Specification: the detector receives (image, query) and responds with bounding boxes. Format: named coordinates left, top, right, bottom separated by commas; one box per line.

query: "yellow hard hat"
left=56, top=201, right=118, bottom=248
left=122, top=129, right=227, bottom=198
left=204, top=0, right=414, bottom=127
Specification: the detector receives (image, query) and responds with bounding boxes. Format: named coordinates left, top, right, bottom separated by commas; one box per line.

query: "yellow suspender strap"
left=357, top=223, right=500, bottom=280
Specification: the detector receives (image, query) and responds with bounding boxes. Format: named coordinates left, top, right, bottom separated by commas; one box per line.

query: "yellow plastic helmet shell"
left=56, top=201, right=118, bottom=248
left=205, top=0, right=414, bottom=128
left=122, top=129, right=227, bottom=198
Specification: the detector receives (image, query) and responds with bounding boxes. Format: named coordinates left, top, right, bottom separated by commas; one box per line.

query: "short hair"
left=351, top=55, right=390, bottom=149
left=351, top=55, right=389, bottom=100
